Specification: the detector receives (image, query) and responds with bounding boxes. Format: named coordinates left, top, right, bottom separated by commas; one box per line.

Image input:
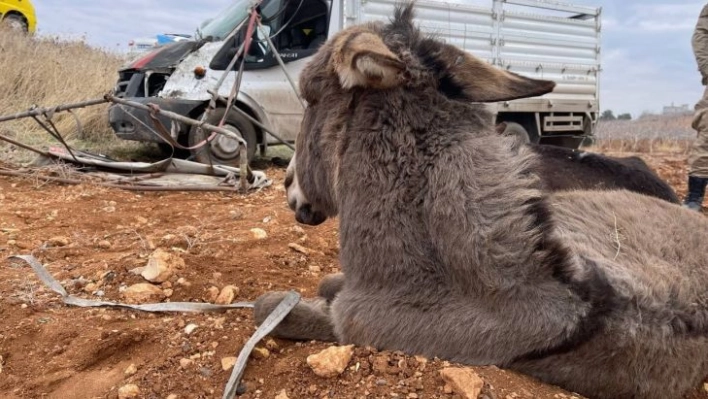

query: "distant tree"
left=617, top=113, right=632, bottom=120
left=600, top=109, right=616, bottom=120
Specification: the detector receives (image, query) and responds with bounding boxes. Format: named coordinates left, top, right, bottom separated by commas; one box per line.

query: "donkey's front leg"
left=318, top=273, right=345, bottom=303
left=254, top=291, right=338, bottom=342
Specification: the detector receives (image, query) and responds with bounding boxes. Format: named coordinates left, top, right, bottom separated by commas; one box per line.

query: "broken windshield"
left=197, top=0, right=254, bottom=41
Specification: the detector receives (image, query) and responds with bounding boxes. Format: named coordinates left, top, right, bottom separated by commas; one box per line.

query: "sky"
left=30, top=0, right=708, bottom=118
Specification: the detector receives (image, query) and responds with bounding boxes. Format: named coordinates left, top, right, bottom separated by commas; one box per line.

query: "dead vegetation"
left=0, top=26, right=142, bottom=164
left=590, top=115, right=694, bottom=155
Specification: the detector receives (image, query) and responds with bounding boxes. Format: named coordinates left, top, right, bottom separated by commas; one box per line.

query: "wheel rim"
left=209, top=124, right=244, bottom=161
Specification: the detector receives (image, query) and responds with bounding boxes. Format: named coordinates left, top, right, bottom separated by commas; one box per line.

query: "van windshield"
left=197, top=0, right=254, bottom=41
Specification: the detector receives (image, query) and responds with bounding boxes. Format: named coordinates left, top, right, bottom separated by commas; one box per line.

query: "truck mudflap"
left=108, top=97, right=204, bottom=143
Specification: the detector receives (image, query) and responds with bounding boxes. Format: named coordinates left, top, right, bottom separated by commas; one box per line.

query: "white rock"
left=122, top=283, right=166, bottom=304
left=439, top=367, right=484, bottom=399
left=184, top=323, right=198, bottom=334
left=221, top=356, right=237, bottom=371
left=306, top=345, right=354, bottom=377
left=250, top=228, right=268, bottom=240
left=215, top=285, right=239, bottom=305
left=141, top=248, right=183, bottom=283
left=48, top=236, right=70, bottom=247
left=118, top=384, right=140, bottom=399
left=124, top=363, right=137, bottom=376
left=179, top=358, right=193, bottom=368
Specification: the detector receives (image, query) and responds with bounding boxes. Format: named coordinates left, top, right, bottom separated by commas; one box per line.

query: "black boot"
left=683, top=175, right=708, bottom=211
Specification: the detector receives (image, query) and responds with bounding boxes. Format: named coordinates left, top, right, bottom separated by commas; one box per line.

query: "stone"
left=141, top=248, right=183, bottom=283
left=48, top=236, right=70, bottom=247
left=179, top=358, right=192, bottom=368
left=184, top=323, right=198, bottom=334
left=251, top=347, right=270, bottom=359
left=166, top=395, right=178, bottom=399
left=122, top=283, right=166, bottom=304
left=215, top=285, right=239, bottom=305
left=124, top=363, right=137, bottom=376
left=83, top=283, right=98, bottom=293
left=290, top=225, right=306, bottom=236
left=206, top=286, right=220, bottom=302
left=288, top=243, right=310, bottom=255
left=118, top=384, right=140, bottom=399
left=306, top=345, right=354, bottom=377
left=250, top=228, right=268, bottom=240
left=221, top=356, right=237, bottom=371
left=264, top=338, right=279, bottom=351
left=275, top=389, right=289, bottom=399
left=97, top=240, right=112, bottom=249
left=439, top=367, right=484, bottom=399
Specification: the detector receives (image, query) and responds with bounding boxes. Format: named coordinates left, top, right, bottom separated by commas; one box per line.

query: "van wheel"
left=3, top=15, right=28, bottom=32
left=188, top=107, right=258, bottom=166
left=501, top=122, right=531, bottom=144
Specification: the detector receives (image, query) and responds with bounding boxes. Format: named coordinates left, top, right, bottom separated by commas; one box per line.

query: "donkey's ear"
left=332, top=30, right=405, bottom=90
left=435, top=43, right=556, bottom=102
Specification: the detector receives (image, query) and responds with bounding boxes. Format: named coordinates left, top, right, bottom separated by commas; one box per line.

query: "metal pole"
left=0, top=98, right=108, bottom=123
left=258, top=21, right=306, bottom=109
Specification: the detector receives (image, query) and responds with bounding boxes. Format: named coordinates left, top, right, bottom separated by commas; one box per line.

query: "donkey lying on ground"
left=495, top=122, right=680, bottom=203
left=525, top=143, right=679, bottom=203
left=256, top=4, right=708, bottom=398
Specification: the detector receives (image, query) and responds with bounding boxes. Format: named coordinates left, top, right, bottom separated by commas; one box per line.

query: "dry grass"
left=0, top=27, right=156, bottom=164
left=588, top=114, right=695, bottom=155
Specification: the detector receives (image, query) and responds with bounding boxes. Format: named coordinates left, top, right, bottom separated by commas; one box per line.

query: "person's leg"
left=684, top=86, right=708, bottom=211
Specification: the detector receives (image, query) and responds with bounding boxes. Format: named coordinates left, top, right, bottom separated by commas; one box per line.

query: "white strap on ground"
left=222, top=290, right=300, bottom=399
left=9, top=254, right=302, bottom=397
left=9, top=254, right=255, bottom=311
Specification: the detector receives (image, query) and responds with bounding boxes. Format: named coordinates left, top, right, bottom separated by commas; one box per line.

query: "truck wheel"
left=188, top=107, right=258, bottom=166
left=501, top=122, right=531, bottom=144
left=3, top=15, right=28, bottom=32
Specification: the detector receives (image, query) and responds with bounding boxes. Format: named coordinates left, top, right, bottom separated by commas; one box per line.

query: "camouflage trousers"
left=688, top=85, right=708, bottom=178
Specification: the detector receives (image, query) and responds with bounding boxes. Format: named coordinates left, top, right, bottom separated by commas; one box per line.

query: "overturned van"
left=108, top=0, right=601, bottom=166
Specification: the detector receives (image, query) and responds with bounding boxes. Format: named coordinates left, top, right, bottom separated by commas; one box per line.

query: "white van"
left=108, top=0, right=601, bottom=166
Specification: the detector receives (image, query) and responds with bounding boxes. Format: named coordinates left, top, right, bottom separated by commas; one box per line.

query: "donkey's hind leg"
left=254, top=291, right=337, bottom=342
left=318, top=273, right=345, bottom=303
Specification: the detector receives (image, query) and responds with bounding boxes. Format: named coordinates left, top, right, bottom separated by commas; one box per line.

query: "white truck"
left=108, top=0, right=601, bottom=165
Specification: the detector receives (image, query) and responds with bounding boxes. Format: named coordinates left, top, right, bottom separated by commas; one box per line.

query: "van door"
left=210, top=0, right=332, bottom=143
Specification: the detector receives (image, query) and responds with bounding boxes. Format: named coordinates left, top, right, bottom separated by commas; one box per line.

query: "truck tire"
left=501, top=122, right=531, bottom=144
left=188, top=107, right=258, bottom=166
left=3, top=14, right=28, bottom=32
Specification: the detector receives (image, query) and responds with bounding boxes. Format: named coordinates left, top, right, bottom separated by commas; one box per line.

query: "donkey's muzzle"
left=295, top=204, right=327, bottom=226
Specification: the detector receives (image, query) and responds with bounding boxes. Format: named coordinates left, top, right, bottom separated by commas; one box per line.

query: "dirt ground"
left=0, top=151, right=706, bottom=399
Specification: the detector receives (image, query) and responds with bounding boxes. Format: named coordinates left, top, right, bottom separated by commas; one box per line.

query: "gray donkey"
left=255, top=4, right=708, bottom=398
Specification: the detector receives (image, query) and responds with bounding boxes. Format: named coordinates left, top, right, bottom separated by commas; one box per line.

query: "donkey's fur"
left=255, top=4, right=708, bottom=398
left=527, top=143, right=679, bottom=203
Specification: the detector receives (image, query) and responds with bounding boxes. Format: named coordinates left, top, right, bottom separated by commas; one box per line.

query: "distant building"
left=662, top=102, right=692, bottom=115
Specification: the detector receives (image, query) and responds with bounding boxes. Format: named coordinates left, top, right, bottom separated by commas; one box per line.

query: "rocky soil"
left=0, top=152, right=706, bottom=399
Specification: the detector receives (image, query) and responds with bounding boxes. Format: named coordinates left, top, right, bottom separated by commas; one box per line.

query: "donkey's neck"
left=336, top=105, right=571, bottom=292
